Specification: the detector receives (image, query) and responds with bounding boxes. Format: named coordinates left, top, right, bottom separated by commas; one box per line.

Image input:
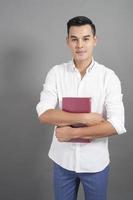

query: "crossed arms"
left=39, top=109, right=117, bottom=142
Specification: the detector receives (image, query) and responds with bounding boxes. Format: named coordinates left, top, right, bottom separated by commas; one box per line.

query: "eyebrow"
left=70, top=35, right=91, bottom=38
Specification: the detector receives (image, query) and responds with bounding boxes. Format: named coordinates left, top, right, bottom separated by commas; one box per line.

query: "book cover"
left=62, top=97, right=91, bottom=143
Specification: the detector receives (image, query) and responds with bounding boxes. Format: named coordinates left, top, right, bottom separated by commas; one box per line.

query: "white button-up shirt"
left=36, top=58, right=126, bottom=172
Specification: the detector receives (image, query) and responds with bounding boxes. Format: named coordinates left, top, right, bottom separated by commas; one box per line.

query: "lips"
left=76, top=51, right=86, bottom=53
left=76, top=51, right=86, bottom=55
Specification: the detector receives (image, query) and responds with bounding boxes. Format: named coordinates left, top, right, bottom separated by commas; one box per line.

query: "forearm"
left=39, top=109, right=87, bottom=126
left=72, top=121, right=117, bottom=139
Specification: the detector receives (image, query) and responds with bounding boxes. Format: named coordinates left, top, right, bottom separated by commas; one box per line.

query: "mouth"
left=76, top=51, right=87, bottom=54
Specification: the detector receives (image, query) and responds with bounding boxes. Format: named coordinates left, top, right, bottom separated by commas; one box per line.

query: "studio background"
left=0, top=0, right=132, bottom=199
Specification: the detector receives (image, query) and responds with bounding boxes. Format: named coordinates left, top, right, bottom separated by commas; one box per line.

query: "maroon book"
left=62, top=97, right=91, bottom=143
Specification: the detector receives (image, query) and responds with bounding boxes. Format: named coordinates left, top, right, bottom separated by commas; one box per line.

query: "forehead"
left=69, top=25, right=93, bottom=37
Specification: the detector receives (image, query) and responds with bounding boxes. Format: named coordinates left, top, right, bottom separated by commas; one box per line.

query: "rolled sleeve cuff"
left=107, top=118, right=126, bottom=135
left=36, top=102, right=55, bottom=117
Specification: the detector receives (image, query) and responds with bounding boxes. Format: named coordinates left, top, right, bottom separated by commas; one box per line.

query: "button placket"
left=74, top=70, right=81, bottom=96
left=77, top=73, right=87, bottom=96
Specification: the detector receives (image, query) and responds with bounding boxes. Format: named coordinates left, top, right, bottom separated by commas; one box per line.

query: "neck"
left=74, top=57, right=93, bottom=72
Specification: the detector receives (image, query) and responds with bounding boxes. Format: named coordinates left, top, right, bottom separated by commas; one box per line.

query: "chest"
left=57, top=71, right=105, bottom=102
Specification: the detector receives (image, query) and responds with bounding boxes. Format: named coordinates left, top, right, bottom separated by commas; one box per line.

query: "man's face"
left=66, top=25, right=97, bottom=63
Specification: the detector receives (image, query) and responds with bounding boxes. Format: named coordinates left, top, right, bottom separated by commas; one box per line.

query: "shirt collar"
left=71, top=57, right=95, bottom=73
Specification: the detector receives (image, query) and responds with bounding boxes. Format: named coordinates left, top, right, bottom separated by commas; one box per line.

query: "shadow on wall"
left=1, top=46, right=31, bottom=95
left=0, top=40, right=40, bottom=124
left=0, top=38, right=40, bottom=96
left=0, top=37, right=53, bottom=200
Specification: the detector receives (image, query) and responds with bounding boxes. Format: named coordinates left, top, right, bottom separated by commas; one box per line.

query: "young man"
left=36, top=16, right=126, bottom=200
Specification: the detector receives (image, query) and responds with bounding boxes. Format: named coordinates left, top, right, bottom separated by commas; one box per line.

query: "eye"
left=84, top=38, right=89, bottom=41
left=72, top=38, right=78, bottom=42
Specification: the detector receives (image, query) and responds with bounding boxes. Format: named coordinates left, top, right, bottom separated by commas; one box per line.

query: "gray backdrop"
left=0, top=0, right=132, bottom=199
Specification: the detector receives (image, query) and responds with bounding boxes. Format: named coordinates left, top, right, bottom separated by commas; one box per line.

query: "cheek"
left=68, top=44, right=75, bottom=51
left=70, top=46, right=77, bottom=54
left=86, top=42, right=96, bottom=49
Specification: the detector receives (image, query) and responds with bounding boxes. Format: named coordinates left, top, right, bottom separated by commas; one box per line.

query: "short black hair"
left=67, top=16, right=96, bottom=36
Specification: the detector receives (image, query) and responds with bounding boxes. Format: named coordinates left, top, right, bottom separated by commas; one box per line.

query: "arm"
left=39, top=109, right=105, bottom=126
left=76, top=121, right=117, bottom=138
left=55, top=121, right=117, bottom=142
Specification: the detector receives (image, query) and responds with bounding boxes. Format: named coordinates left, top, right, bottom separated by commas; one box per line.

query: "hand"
left=55, top=126, right=73, bottom=142
left=84, top=112, right=105, bottom=126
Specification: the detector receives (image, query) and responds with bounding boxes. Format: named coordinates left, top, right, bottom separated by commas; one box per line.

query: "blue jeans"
left=53, top=162, right=110, bottom=200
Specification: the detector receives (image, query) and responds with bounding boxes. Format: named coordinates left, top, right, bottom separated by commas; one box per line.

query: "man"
left=36, top=16, right=126, bottom=200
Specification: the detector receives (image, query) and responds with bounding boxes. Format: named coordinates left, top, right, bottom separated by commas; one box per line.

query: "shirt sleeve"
left=105, top=70, right=126, bottom=134
left=36, top=66, right=58, bottom=117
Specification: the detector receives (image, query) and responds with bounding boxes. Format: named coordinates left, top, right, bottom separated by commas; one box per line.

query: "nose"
left=77, top=39, right=83, bottom=48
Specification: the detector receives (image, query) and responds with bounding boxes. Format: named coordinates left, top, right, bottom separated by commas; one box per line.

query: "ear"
left=94, top=35, right=97, bottom=46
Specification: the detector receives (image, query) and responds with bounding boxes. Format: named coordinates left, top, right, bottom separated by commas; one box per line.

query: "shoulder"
left=94, top=61, right=120, bottom=81
left=44, top=61, right=71, bottom=82
left=46, top=61, right=72, bottom=78
left=94, top=61, right=114, bottom=74
left=50, top=61, right=71, bottom=72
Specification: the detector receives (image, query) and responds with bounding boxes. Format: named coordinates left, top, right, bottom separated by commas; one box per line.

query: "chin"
left=75, top=56, right=88, bottom=62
